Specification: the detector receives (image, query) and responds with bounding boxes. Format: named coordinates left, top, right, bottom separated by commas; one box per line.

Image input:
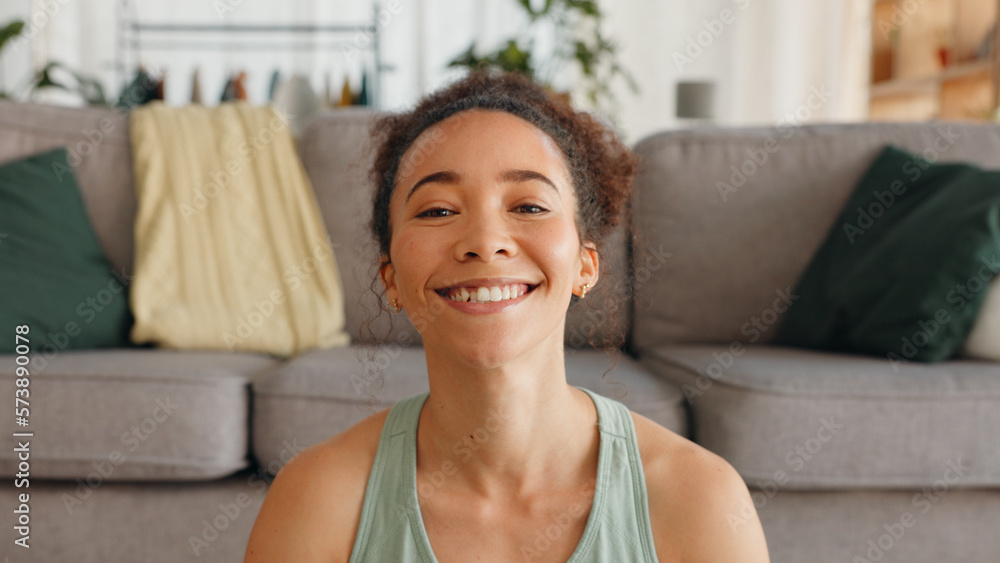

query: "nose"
left=454, top=209, right=515, bottom=261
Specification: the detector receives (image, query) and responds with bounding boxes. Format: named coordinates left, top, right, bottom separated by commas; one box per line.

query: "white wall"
left=0, top=0, right=871, bottom=142
left=0, top=0, right=37, bottom=99
left=605, top=0, right=871, bottom=143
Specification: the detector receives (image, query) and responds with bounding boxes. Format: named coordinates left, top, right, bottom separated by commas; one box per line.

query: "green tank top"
left=348, top=387, right=660, bottom=562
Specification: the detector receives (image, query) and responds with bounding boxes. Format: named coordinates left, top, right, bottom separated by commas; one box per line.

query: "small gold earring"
left=580, top=283, right=590, bottom=299
left=389, top=298, right=401, bottom=313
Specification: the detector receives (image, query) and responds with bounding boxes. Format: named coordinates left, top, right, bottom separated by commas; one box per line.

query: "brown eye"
left=417, top=208, right=455, bottom=218
left=515, top=204, right=548, bottom=214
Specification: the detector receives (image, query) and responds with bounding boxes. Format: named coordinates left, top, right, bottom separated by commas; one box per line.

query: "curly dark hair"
left=368, top=69, right=637, bottom=260
left=354, top=70, right=638, bottom=408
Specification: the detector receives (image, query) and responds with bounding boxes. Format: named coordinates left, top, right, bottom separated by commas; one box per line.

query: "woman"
left=245, top=70, right=769, bottom=562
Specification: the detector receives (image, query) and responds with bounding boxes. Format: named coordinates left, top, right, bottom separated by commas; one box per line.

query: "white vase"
left=272, top=75, right=320, bottom=137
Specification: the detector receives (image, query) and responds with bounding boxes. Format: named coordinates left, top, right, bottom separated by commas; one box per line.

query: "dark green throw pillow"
left=776, top=145, right=1000, bottom=364
left=0, top=147, right=133, bottom=354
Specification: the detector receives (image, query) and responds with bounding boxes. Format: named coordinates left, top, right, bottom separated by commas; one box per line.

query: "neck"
left=416, top=335, right=599, bottom=501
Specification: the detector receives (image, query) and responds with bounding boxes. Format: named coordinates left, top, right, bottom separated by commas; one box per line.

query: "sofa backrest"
left=0, top=100, right=135, bottom=276
left=298, top=110, right=632, bottom=347
left=630, top=122, right=1000, bottom=353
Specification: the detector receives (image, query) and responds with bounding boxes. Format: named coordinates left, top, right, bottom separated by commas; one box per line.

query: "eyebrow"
left=404, top=169, right=560, bottom=203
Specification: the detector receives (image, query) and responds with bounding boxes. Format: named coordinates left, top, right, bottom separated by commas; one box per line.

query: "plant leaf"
left=448, top=42, right=482, bottom=68
left=574, top=40, right=595, bottom=75
left=565, top=0, right=599, bottom=17
left=0, top=20, right=25, bottom=53
left=495, top=40, right=533, bottom=75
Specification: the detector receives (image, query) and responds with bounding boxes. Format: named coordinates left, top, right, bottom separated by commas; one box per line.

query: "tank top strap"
left=349, top=392, right=435, bottom=563
left=578, top=386, right=632, bottom=437
left=573, top=387, right=660, bottom=562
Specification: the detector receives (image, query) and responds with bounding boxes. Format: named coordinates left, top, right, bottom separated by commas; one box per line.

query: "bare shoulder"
left=243, top=407, right=391, bottom=563
left=631, top=412, right=770, bottom=563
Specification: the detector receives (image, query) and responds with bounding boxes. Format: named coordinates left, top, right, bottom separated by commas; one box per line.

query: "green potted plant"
left=29, top=61, right=109, bottom=106
left=447, top=0, right=638, bottom=121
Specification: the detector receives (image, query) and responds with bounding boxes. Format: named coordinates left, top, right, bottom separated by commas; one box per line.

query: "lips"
left=434, top=280, right=538, bottom=303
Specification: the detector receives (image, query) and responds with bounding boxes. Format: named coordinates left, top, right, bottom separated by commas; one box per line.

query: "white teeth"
left=444, top=284, right=531, bottom=303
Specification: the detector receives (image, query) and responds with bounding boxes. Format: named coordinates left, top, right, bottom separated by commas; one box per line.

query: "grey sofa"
left=0, top=99, right=997, bottom=562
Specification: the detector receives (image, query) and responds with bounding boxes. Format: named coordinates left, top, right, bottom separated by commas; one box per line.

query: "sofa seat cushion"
left=0, top=349, right=276, bottom=481
left=252, top=346, right=688, bottom=474
left=641, top=344, right=1000, bottom=489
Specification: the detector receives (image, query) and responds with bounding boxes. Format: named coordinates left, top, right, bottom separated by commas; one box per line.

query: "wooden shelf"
left=870, top=59, right=992, bottom=98
left=868, top=0, right=999, bottom=121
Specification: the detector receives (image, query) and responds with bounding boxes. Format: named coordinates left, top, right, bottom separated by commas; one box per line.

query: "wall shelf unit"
left=869, top=0, right=1000, bottom=121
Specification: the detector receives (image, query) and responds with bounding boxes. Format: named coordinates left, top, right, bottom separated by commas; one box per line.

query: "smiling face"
left=380, top=109, right=599, bottom=369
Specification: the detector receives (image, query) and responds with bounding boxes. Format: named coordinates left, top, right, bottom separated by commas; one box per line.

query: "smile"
left=435, top=283, right=537, bottom=303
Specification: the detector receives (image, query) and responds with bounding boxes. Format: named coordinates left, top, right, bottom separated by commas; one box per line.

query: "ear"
left=379, top=257, right=397, bottom=299
left=576, top=242, right=599, bottom=295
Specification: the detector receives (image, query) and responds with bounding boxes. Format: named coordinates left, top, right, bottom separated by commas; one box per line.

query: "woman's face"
left=381, top=109, right=598, bottom=368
